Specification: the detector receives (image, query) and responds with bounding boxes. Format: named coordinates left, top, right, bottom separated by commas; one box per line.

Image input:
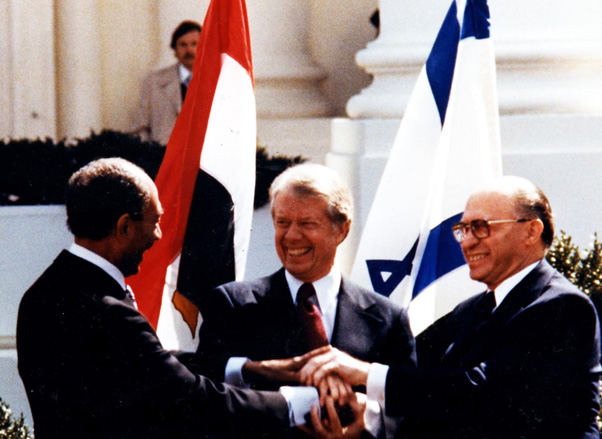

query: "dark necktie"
left=296, top=283, right=329, bottom=352
left=443, top=290, right=496, bottom=366
left=483, top=290, right=496, bottom=315
left=180, top=82, right=188, bottom=101
left=472, top=290, right=496, bottom=329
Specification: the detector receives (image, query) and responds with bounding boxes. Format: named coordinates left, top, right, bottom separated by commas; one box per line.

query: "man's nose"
left=154, top=224, right=162, bottom=241
left=284, top=223, right=302, bottom=239
left=460, top=228, right=478, bottom=249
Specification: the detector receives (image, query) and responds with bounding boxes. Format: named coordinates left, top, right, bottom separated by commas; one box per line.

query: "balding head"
left=457, top=176, right=552, bottom=290
left=473, top=176, right=554, bottom=247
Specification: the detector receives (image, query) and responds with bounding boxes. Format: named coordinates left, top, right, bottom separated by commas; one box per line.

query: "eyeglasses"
left=452, top=219, right=530, bottom=243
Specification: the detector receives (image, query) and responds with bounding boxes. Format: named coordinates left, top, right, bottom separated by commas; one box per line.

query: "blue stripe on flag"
left=425, top=1, right=460, bottom=125
left=412, top=212, right=465, bottom=298
left=461, top=0, right=491, bottom=40
left=366, top=239, right=419, bottom=298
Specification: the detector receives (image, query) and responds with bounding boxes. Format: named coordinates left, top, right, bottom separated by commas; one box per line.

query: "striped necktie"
left=296, top=283, right=329, bottom=352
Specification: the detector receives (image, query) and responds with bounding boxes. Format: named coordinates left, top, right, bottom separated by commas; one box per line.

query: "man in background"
left=133, top=20, right=201, bottom=145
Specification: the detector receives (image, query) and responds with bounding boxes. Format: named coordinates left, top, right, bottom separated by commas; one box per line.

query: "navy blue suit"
left=193, top=268, right=416, bottom=388
left=17, top=251, right=290, bottom=439
left=385, top=261, right=601, bottom=439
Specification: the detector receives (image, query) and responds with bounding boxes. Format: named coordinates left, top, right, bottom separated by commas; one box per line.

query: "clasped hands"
left=243, top=346, right=371, bottom=439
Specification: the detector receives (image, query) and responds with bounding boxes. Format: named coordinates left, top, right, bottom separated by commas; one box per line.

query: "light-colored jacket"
left=133, top=63, right=182, bottom=145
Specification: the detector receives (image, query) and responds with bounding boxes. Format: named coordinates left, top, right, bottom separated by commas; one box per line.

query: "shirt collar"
left=492, top=260, right=541, bottom=308
left=285, top=267, right=341, bottom=313
left=68, top=243, right=127, bottom=290
left=178, top=63, right=192, bottom=83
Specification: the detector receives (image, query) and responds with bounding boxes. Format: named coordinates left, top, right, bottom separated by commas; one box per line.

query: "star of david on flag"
left=350, top=0, right=502, bottom=334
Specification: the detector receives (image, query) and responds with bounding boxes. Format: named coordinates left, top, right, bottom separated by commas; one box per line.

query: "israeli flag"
left=350, top=0, right=502, bottom=335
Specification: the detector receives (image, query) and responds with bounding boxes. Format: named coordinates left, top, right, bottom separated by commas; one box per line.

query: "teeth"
left=468, top=254, right=486, bottom=262
left=288, top=248, right=309, bottom=256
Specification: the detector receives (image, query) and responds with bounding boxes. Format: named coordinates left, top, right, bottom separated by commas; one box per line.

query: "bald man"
left=300, top=176, right=601, bottom=439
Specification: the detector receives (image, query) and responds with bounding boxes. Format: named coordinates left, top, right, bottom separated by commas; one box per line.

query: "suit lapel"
left=265, top=269, right=307, bottom=357
left=444, top=261, right=552, bottom=367
left=331, top=278, right=384, bottom=357
left=159, top=65, right=182, bottom=115
left=60, top=250, right=129, bottom=303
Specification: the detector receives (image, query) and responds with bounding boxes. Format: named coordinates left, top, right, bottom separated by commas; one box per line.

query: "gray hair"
left=510, top=179, right=554, bottom=247
left=480, top=176, right=555, bottom=248
left=269, top=163, right=353, bottom=225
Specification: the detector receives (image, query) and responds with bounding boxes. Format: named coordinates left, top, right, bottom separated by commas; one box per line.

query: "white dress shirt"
left=178, top=63, right=192, bottom=86
left=366, top=260, right=542, bottom=412
left=225, top=267, right=341, bottom=385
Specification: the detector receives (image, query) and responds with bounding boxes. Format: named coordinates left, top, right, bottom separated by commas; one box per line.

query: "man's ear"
left=526, top=218, right=544, bottom=246
left=115, top=214, right=132, bottom=241
left=336, top=220, right=351, bottom=245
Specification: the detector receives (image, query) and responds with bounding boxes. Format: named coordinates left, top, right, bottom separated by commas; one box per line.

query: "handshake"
left=242, top=345, right=372, bottom=439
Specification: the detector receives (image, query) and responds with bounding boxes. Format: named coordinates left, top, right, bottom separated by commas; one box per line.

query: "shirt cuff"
left=367, top=363, right=388, bottom=409
left=363, top=395, right=385, bottom=439
left=278, top=386, right=320, bottom=427
left=224, top=357, right=250, bottom=388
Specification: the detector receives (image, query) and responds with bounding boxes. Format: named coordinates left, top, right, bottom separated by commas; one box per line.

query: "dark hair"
left=170, top=20, right=202, bottom=50
left=513, top=183, right=555, bottom=247
left=66, top=158, right=151, bottom=240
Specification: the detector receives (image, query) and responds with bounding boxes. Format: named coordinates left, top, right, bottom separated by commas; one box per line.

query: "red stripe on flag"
left=128, top=0, right=254, bottom=328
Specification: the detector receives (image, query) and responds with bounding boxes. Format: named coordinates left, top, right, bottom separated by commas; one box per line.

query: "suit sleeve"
left=383, top=292, right=601, bottom=436
left=190, top=285, right=241, bottom=382
left=379, top=306, right=417, bottom=369
left=132, top=73, right=152, bottom=142
left=102, top=297, right=290, bottom=437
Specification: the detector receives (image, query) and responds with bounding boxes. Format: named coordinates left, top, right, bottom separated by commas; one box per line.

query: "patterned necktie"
left=296, top=283, right=329, bottom=352
left=124, top=285, right=137, bottom=310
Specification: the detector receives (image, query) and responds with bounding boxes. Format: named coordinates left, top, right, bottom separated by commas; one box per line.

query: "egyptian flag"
left=128, top=0, right=256, bottom=350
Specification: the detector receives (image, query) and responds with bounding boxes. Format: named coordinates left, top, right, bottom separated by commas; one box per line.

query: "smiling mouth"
left=467, top=254, right=487, bottom=263
left=287, top=248, right=311, bottom=257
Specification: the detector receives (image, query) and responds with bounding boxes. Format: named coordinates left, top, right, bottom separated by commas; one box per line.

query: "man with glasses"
left=298, top=176, right=601, bottom=439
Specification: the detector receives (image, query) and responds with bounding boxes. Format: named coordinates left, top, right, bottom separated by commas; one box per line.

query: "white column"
left=330, top=0, right=602, bottom=275
left=98, top=1, right=156, bottom=132
left=55, top=0, right=102, bottom=138
left=347, top=0, right=602, bottom=119
left=248, top=0, right=330, bottom=118
left=0, top=0, right=13, bottom=137
left=491, top=0, right=602, bottom=115
left=347, top=0, right=450, bottom=118
left=7, top=0, right=56, bottom=139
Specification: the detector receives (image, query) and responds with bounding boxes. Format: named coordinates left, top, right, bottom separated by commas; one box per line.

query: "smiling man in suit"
left=133, top=20, right=201, bottom=145
left=16, top=158, right=343, bottom=439
left=191, top=163, right=416, bottom=438
left=300, top=176, right=602, bottom=439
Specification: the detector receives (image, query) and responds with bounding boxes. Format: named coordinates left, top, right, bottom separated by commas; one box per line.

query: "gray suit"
left=133, top=63, right=182, bottom=145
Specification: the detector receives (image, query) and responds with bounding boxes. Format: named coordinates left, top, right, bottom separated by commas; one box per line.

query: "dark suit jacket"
left=193, top=268, right=416, bottom=388
left=385, top=260, right=601, bottom=439
left=17, top=251, right=289, bottom=439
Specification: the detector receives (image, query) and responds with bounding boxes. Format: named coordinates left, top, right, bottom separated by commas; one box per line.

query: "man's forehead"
left=273, top=193, right=329, bottom=216
left=176, top=30, right=200, bottom=44
left=463, top=191, right=514, bottom=219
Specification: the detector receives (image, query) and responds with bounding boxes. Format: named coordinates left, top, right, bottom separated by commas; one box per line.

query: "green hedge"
left=0, top=130, right=303, bottom=208
left=0, top=398, right=32, bottom=439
